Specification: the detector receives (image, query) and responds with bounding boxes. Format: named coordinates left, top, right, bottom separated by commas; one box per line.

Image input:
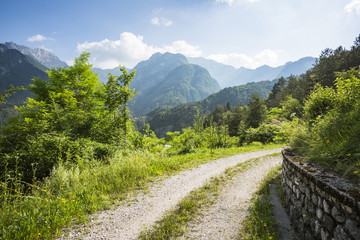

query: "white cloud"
left=38, top=45, right=52, bottom=52
left=345, top=0, right=360, bottom=14
left=207, top=49, right=281, bottom=69
left=151, top=17, right=160, bottom=25
left=164, top=40, right=202, bottom=58
left=151, top=16, right=173, bottom=26
left=216, top=0, right=235, bottom=5
left=66, top=60, right=74, bottom=66
left=27, top=34, right=53, bottom=42
left=215, top=0, right=258, bottom=5
left=77, top=32, right=201, bottom=69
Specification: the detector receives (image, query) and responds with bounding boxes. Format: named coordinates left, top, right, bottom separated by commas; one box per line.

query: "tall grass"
left=239, top=166, right=281, bottom=240
left=0, top=143, right=282, bottom=239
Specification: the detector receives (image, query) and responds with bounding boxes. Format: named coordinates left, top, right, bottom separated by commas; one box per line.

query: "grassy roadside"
left=138, top=153, right=281, bottom=240
left=0, top=143, right=283, bottom=239
left=238, top=166, right=282, bottom=240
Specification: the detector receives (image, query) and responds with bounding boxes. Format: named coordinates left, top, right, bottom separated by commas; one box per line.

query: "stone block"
left=334, top=225, right=350, bottom=240
left=323, top=199, right=331, bottom=214
left=331, top=206, right=345, bottom=223
left=345, top=219, right=360, bottom=240
left=312, top=193, right=318, bottom=205
left=342, top=204, right=353, bottom=215
left=300, top=182, right=305, bottom=193
left=308, top=201, right=316, bottom=215
left=305, top=187, right=312, bottom=199
left=316, top=208, right=324, bottom=220
left=323, top=214, right=335, bottom=232
left=320, top=227, right=330, bottom=240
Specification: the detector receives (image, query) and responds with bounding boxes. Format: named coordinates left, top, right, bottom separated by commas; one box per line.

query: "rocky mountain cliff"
left=4, top=42, right=68, bottom=68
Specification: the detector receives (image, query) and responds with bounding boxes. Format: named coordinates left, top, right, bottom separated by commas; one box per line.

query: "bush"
left=291, top=66, right=360, bottom=180
left=244, top=123, right=281, bottom=144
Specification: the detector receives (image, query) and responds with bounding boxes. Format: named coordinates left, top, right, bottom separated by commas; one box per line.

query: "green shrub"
left=291, top=66, right=360, bottom=180
left=245, top=123, right=281, bottom=144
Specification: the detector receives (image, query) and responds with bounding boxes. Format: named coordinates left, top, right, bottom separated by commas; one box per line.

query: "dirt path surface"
left=62, top=148, right=281, bottom=240
left=179, top=155, right=282, bottom=240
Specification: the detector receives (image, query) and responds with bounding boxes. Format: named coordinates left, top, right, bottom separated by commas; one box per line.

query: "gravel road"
left=179, top=155, right=282, bottom=239
left=62, top=148, right=282, bottom=239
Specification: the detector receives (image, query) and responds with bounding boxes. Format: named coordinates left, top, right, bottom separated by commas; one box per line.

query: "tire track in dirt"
left=178, top=155, right=282, bottom=240
left=61, top=148, right=281, bottom=240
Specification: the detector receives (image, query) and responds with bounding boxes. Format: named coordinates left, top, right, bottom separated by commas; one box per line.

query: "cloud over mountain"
left=207, top=49, right=281, bottom=69
left=77, top=32, right=201, bottom=69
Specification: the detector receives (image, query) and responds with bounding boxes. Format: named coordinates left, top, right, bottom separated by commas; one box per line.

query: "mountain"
left=146, top=79, right=276, bottom=136
left=0, top=44, right=48, bottom=124
left=4, top=42, right=68, bottom=68
left=188, top=56, right=316, bottom=88
left=187, top=57, right=237, bottom=88
left=130, top=52, right=221, bottom=116
left=92, top=67, right=125, bottom=83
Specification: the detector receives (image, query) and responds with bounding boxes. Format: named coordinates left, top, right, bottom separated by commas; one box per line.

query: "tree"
left=0, top=85, right=24, bottom=105
left=28, top=52, right=103, bottom=138
left=0, top=53, right=137, bottom=182
left=104, top=66, right=137, bottom=147
left=266, top=77, right=286, bottom=108
left=246, top=93, right=266, bottom=128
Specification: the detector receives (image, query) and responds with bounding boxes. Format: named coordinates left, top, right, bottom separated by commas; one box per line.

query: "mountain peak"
left=4, top=42, right=67, bottom=68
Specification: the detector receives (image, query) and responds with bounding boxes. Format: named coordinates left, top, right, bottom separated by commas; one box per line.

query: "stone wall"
left=282, top=149, right=360, bottom=240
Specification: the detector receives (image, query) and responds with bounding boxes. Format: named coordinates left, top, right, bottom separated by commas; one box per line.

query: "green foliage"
left=0, top=85, right=24, bottom=105
left=291, top=66, right=360, bottom=181
left=246, top=93, right=267, bottom=128
left=146, top=80, right=276, bottom=135
left=0, top=141, right=280, bottom=239
left=0, top=53, right=136, bottom=182
left=245, top=124, right=281, bottom=144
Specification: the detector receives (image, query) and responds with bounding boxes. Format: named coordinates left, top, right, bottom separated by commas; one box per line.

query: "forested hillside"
left=146, top=80, right=275, bottom=136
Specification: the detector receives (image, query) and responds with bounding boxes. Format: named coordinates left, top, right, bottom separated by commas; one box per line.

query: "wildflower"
left=354, top=171, right=359, bottom=174
left=62, top=198, right=66, bottom=203
left=72, top=200, right=76, bottom=202
left=264, top=223, right=267, bottom=227
left=347, top=153, right=352, bottom=157
left=326, top=140, right=330, bottom=144
left=43, top=189, right=47, bottom=192
left=269, top=237, right=273, bottom=239
left=69, top=192, right=72, bottom=195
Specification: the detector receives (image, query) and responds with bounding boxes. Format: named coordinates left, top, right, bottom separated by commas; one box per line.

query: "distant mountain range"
left=130, top=52, right=221, bottom=116
left=4, top=42, right=68, bottom=69
left=188, top=56, right=315, bottom=88
left=0, top=41, right=317, bottom=122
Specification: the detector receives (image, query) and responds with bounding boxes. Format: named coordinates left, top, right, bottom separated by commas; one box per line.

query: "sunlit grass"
left=0, top=143, right=283, bottom=239
left=239, top=166, right=281, bottom=240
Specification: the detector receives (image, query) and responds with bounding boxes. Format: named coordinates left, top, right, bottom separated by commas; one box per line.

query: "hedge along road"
left=62, top=148, right=282, bottom=239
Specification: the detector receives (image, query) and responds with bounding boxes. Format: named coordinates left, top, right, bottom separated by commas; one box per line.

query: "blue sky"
left=1, top=0, right=360, bottom=69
